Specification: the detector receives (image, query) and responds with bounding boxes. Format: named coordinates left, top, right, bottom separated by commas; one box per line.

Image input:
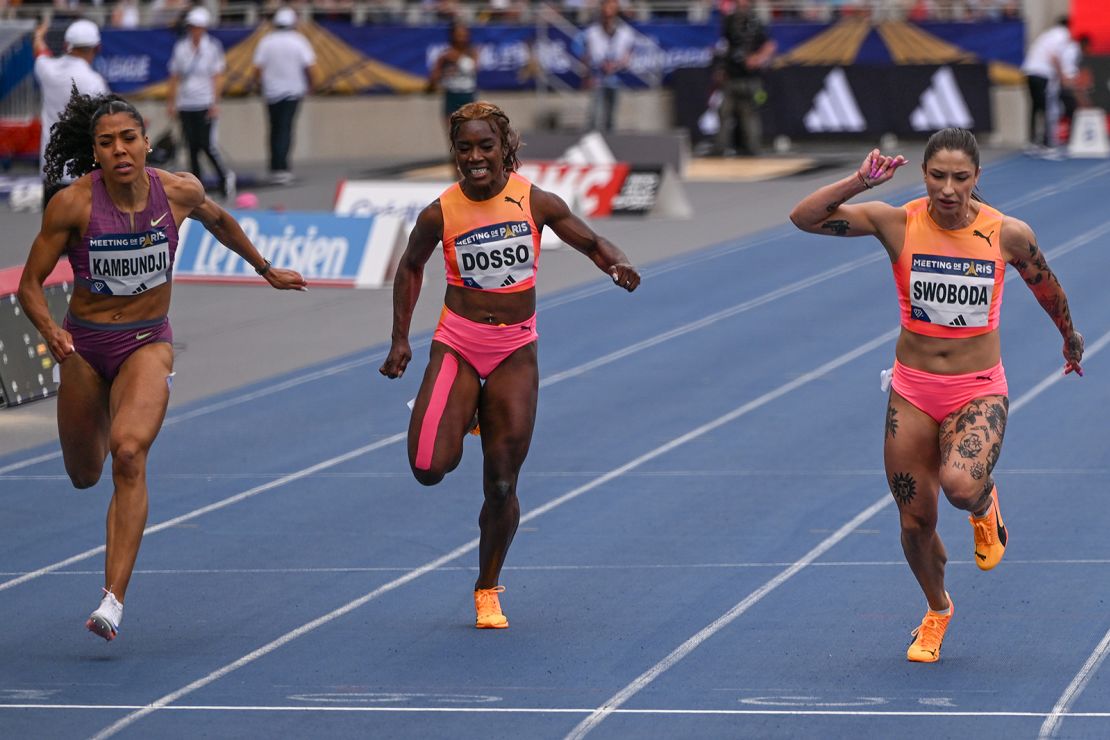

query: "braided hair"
left=448, top=101, right=522, bottom=173
left=43, top=85, right=146, bottom=183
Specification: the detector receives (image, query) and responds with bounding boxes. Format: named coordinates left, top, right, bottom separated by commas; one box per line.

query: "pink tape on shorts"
left=415, top=353, right=458, bottom=470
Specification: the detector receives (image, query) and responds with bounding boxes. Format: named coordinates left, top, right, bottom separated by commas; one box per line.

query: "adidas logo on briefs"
left=804, top=68, right=866, bottom=133
left=500, top=275, right=517, bottom=287
left=910, top=67, right=973, bottom=131
left=949, top=314, right=968, bottom=326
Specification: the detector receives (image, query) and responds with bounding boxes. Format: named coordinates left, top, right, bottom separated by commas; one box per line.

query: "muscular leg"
left=885, top=390, right=949, bottom=612
left=474, top=343, right=538, bottom=590
left=407, top=342, right=481, bottom=486
left=938, top=395, right=1009, bottom=515
left=57, top=353, right=111, bottom=489
left=103, top=343, right=174, bottom=601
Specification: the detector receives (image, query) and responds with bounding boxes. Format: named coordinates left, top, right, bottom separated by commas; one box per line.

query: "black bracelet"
left=255, top=259, right=272, bottom=276
left=856, top=171, right=872, bottom=189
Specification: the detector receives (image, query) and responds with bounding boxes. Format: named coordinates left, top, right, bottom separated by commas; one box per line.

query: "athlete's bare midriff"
left=445, top=284, right=536, bottom=326
left=895, top=328, right=1001, bottom=375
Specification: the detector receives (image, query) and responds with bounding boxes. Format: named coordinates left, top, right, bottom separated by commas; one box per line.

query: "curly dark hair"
left=43, top=85, right=146, bottom=183
left=448, top=101, right=522, bottom=173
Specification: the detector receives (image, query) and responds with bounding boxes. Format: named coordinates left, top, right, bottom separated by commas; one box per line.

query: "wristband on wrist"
left=255, top=259, right=272, bottom=276
left=856, top=171, right=872, bottom=189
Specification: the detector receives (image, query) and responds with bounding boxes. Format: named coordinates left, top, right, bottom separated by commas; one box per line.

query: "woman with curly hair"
left=379, top=101, right=641, bottom=629
left=18, top=90, right=307, bottom=642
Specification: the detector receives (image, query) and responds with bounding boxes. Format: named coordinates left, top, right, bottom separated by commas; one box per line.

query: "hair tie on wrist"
left=857, top=171, right=872, bottom=189
left=255, top=259, right=272, bottom=276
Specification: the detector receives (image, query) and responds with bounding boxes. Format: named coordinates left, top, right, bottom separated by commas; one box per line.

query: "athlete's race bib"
left=909, top=253, right=995, bottom=327
left=88, top=229, right=172, bottom=296
left=453, top=220, right=536, bottom=290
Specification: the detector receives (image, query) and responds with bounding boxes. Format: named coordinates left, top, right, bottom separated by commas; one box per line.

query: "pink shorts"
left=432, top=306, right=538, bottom=379
left=890, top=359, right=1008, bottom=423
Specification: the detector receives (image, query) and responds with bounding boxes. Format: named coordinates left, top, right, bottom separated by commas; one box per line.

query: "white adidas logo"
left=804, top=68, right=866, bottom=133
left=910, top=67, right=973, bottom=131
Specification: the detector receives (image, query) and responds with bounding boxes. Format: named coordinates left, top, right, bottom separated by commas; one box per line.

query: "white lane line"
left=16, top=557, right=1110, bottom=579
left=1037, top=321, right=1110, bottom=740
left=0, top=255, right=889, bottom=590
left=565, top=329, right=1110, bottom=740
left=4, top=158, right=1106, bottom=477
left=87, top=328, right=900, bottom=740
left=6, top=703, right=1110, bottom=718
left=0, top=435, right=404, bottom=593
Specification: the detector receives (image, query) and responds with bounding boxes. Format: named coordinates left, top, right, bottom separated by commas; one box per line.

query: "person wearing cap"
left=251, top=7, right=317, bottom=185
left=166, top=6, right=235, bottom=198
left=33, top=19, right=109, bottom=207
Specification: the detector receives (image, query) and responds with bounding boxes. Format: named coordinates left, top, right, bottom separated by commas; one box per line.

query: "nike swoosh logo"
left=151, top=212, right=169, bottom=226
left=135, top=331, right=154, bottom=341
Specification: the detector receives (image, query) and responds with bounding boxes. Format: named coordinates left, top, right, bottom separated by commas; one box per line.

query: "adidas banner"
left=767, top=64, right=991, bottom=138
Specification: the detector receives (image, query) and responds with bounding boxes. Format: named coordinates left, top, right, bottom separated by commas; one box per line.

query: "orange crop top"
left=893, top=197, right=1006, bottom=338
left=440, top=172, right=542, bottom=293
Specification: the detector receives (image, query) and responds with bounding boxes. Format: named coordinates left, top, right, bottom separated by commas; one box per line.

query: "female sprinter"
left=379, top=101, right=640, bottom=629
left=18, top=91, right=306, bottom=642
left=789, top=128, right=1083, bottom=662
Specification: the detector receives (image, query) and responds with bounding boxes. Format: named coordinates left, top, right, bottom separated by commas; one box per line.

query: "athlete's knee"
left=899, top=509, right=937, bottom=538
left=411, top=465, right=446, bottom=487
left=66, top=464, right=103, bottom=490
left=110, top=436, right=149, bottom=481
left=940, top=471, right=991, bottom=512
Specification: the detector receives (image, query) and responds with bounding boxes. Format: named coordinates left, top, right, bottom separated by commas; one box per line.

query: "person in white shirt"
left=252, top=7, right=317, bottom=185
left=166, top=6, right=234, bottom=197
left=580, top=0, right=636, bottom=132
left=1021, top=16, right=1074, bottom=149
left=33, top=19, right=109, bottom=206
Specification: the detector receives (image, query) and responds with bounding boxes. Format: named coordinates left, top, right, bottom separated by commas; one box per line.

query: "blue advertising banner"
left=87, top=19, right=1023, bottom=95
left=174, top=210, right=404, bottom=288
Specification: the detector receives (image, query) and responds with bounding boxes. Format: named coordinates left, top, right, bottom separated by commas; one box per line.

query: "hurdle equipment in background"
left=1067, top=108, right=1110, bottom=158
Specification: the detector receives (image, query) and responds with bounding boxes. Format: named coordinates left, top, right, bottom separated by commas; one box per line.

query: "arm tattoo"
left=821, top=219, right=851, bottom=236
left=1010, top=240, right=1074, bottom=336
left=825, top=199, right=845, bottom=213
left=890, top=472, right=916, bottom=505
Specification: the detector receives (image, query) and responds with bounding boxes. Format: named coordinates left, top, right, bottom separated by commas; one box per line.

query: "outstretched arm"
left=1002, top=216, right=1084, bottom=376
left=789, top=148, right=907, bottom=241
left=17, top=187, right=83, bottom=362
left=379, top=202, right=443, bottom=379
left=164, top=170, right=307, bottom=290
left=530, top=186, right=640, bottom=291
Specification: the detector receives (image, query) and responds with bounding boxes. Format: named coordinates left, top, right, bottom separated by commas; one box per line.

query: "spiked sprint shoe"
left=474, top=586, right=508, bottom=629
left=907, top=594, right=953, bottom=663
left=86, top=589, right=122, bottom=641
left=970, top=487, right=1007, bottom=571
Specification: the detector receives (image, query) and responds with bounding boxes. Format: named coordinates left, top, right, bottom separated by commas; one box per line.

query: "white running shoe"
left=86, top=589, right=123, bottom=641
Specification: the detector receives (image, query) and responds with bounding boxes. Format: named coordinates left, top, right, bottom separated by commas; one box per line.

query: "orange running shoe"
left=474, top=586, right=508, bottom=629
left=907, top=593, right=953, bottom=663
left=970, top=487, right=1007, bottom=571
left=468, top=411, right=480, bottom=437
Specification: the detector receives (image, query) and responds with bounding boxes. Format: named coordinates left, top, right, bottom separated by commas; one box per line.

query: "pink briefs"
left=890, top=358, right=1008, bottom=423
left=432, top=306, right=538, bottom=379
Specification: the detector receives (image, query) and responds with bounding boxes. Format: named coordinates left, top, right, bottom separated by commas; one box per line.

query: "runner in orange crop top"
left=380, top=101, right=640, bottom=630
left=790, top=128, right=1083, bottom=663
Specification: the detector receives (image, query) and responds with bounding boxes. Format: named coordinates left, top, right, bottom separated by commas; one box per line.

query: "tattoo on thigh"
left=986, top=442, right=1001, bottom=472
left=890, top=472, right=917, bottom=505
left=986, top=400, right=1008, bottom=438
left=958, top=433, right=983, bottom=459
left=970, top=460, right=986, bottom=480
left=886, top=405, right=898, bottom=439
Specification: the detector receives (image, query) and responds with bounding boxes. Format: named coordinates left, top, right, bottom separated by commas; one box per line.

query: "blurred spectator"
left=427, top=21, right=479, bottom=131
left=1021, top=16, right=1073, bottom=149
left=712, top=0, right=775, bottom=156
left=33, top=18, right=109, bottom=206
left=253, top=7, right=318, bottom=185
left=580, top=0, right=635, bottom=132
left=167, top=6, right=234, bottom=197
left=1060, top=34, right=1093, bottom=123
left=111, top=0, right=141, bottom=29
